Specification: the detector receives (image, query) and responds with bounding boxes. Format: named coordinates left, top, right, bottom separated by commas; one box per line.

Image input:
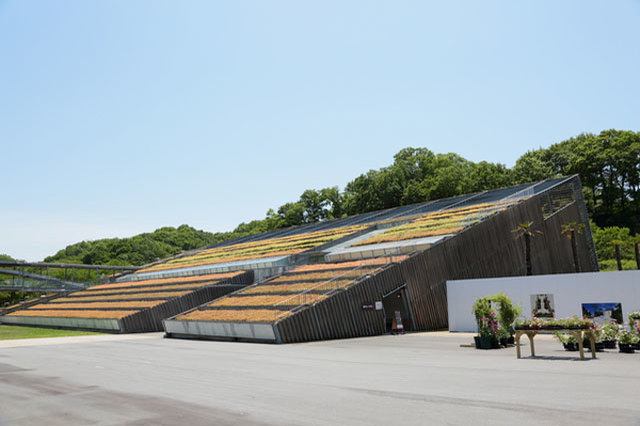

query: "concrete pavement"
left=0, top=331, right=638, bottom=425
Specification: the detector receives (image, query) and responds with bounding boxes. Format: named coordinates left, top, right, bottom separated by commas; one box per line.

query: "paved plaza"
left=0, top=331, right=638, bottom=425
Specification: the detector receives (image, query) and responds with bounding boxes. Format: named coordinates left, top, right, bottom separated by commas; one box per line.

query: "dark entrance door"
left=382, top=286, right=413, bottom=332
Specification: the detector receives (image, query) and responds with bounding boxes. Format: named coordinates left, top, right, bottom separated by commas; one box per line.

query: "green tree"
left=512, top=150, right=555, bottom=184
left=468, top=161, right=513, bottom=193
left=589, top=221, right=637, bottom=271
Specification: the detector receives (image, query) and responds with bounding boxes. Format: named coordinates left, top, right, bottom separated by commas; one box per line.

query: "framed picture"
left=531, top=294, right=555, bottom=318
left=581, top=303, right=623, bottom=324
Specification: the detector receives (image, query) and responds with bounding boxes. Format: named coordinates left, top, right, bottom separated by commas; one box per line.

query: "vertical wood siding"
left=118, top=270, right=253, bottom=332
left=276, top=185, right=597, bottom=342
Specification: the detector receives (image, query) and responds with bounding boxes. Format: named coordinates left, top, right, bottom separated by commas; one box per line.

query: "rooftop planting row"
left=176, top=309, right=293, bottom=323
left=174, top=256, right=407, bottom=323
left=5, top=271, right=247, bottom=320
left=50, top=291, right=192, bottom=302
left=6, top=309, right=139, bottom=319
left=137, top=225, right=367, bottom=273
left=28, top=301, right=164, bottom=309
left=352, top=201, right=515, bottom=246
left=88, top=272, right=240, bottom=291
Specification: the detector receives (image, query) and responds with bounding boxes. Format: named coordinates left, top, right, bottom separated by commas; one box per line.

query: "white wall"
left=447, top=271, right=640, bottom=332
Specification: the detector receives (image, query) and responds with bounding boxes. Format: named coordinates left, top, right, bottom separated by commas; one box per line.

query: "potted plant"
left=582, top=325, right=605, bottom=352
left=628, top=313, right=640, bottom=350
left=476, top=311, right=499, bottom=349
left=472, top=297, right=492, bottom=327
left=490, top=293, right=521, bottom=344
left=473, top=297, right=492, bottom=349
left=553, top=332, right=578, bottom=351
left=497, top=326, right=510, bottom=347
left=601, top=322, right=619, bottom=349
left=618, top=330, right=639, bottom=353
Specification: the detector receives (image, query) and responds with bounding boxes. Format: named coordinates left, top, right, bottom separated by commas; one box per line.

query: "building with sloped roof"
left=163, top=175, right=597, bottom=342
left=2, top=176, right=597, bottom=341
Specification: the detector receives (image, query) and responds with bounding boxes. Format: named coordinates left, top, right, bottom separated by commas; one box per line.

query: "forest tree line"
left=3, top=129, right=640, bottom=272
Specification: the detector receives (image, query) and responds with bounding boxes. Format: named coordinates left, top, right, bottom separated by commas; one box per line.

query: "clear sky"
left=1, top=1, right=639, bottom=261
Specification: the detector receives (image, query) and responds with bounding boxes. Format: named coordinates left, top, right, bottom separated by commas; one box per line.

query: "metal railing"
left=0, top=277, right=86, bottom=292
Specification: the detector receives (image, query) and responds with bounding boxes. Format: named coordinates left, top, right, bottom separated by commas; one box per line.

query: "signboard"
left=362, top=303, right=374, bottom=310
left=582, top=302, right=623, bottom=324
left=531, top=294, right=555, bottom=318
left=375, top=301, right=383, bottom=311
left=393, top=310, right=404, bottom=331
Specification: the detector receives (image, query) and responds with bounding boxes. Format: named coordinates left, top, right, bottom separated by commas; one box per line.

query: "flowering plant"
left=628, top=312, right=640, bottom=336
left=601, top=322, right=621, bottom=341
left=619, top=330, right=640, bottom=345
left=514, top=316, right=595, bottom=330
left=478, top=311, right=499, bottom=338
left=553, top=332, right=577, bottom=345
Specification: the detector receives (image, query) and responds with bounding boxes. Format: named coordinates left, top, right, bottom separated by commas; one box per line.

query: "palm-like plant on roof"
left=561, top=222, right=585, bottom=272
left=512, top=221, right=542, bottom=276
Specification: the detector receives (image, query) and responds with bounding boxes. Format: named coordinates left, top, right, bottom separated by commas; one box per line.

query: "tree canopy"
left=4, top=128, right=638, bottom=270
left=235, top=129, right=640, bottom=236
left=44, top=225, right=230, bottom=266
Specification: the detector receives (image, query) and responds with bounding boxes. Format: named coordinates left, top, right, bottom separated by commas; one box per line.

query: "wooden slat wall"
left=278, top=266, right=406, bottom=343
left=276, top=186, right=597, bottom=342
left=118, top=270, right=254, bottom=333
left=276, top=308, right=321, bottom=343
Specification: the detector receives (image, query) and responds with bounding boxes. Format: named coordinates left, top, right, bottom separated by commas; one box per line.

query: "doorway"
left=382, top=285, right=414, bottom=332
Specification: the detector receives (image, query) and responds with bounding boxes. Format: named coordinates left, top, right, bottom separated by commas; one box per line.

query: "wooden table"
left=515, top=328, right=596, bottom=360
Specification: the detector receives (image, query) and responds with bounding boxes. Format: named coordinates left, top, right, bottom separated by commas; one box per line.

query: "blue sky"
left=1, top=1, right=639, bottom=261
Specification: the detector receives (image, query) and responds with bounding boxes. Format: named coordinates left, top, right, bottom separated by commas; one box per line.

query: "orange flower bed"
left=137, top=249, right=302, bottom=273
left=89, top=271, right=243, bottom=291
left=176, top=309, right=292, bottom=322
left=240, top=280, right=354, bottom=294
left=74, top=283, right=208, bottom=296
left=373, top=202, right=500, bottom=226
left=3, top=302, right=25, bottom=311
left=292, top=256, right=408, bottom=272
left=182, top=235, right=338, bottom=261
left=7, top=310, right=137, bottom=319
left=208, top=294, right=326, bottom=307
left=67, top=290, right=191, bottom=300
left=351, top=201, right=515, bottom=247
left=30, top=300, right=165, bottom=309
left=272, top=268, right=381, bottom=282
left=52, top=291, right=190, bottom=302
left=353, top=227, right=462, bottom=246
left=190, top=225, right=365, bottom=256
left=138, top=225, right=367, bottom=273
left=80, top=281, right=214, bottom=295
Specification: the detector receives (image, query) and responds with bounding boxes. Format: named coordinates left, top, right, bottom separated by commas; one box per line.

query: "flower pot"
left=507, top=336, right=515, bottom=345
left=475, top=336, right=493, bottom=349
left=603, top=340, right=616, bottom=349
left=563, top=342, right=578, bottom=351
left=491, top=337, right=500, bottom=349
left=582, top=340, right=604, bottom=352
left=634, top=342, right=640, bottom=351
left=619, top=343, right=635, bottom=353
left=499, top=337, right=508, bottom=347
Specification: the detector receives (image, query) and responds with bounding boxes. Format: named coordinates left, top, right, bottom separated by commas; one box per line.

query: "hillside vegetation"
left=44, top=225, right=225, bottom=266
left=5, top=129, right=639, bottom=272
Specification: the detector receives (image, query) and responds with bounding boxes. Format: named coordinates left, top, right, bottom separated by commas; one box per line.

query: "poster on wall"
left=531, top=294, right=555, bottom=318
left=582, top=303, right=623, bottom=324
